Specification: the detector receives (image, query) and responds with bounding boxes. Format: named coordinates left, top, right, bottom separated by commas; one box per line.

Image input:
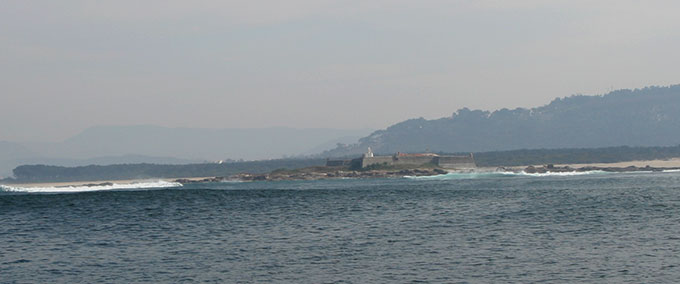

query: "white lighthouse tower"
left=363, top=147, right=374, bottom=158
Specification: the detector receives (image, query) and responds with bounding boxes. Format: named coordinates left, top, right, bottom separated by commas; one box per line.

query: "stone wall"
left=393, top=156, right=435, bottom=166
left=360, top=154, right=476, bottom=169
left=361, top=156, right=396, bottom=168
left=361, top=156, right=436, bottom=167
left=435, top=156, right=476, bottom=169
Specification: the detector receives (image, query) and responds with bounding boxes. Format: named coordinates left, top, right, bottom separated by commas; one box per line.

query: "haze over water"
left=3, top=171, right=680, bottom=283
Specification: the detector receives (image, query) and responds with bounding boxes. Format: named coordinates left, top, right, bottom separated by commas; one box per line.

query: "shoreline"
left=4, top=158, right=680, bottom=188
left=554, top=158, right=680, bottom=169
left=1, top=177, right=211, bottom=188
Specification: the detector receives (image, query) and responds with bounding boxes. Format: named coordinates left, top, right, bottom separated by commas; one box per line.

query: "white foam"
left=404, top=171, right=516, bottom=180
left=0, top=180, right=182, bottom=193
left=663, top=169, right=680, bottom=173
left=405, top=170, right=608, bottom=180
left=516, top=170, right=607, bottom=177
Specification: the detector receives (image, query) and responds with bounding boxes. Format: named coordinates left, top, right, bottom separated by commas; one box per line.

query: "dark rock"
left=253, top=175, right=268, bottom=181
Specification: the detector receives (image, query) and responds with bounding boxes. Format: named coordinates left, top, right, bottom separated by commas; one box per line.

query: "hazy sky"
left=2, top=1, right=680, bottom=142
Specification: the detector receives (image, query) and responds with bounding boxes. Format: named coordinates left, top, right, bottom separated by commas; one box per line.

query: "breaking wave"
left=405, top=170, right=608, bottom=180
left=517, top=170, right=608, bottom=177
left=0, top=180, right=182, bottom=193
left=662, top=169, right=680, bottom=173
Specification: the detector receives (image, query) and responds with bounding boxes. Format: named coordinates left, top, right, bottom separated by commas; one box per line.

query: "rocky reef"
left=175, top=168, right=449, bottom=183
left=173, top=164, right=680, bottom=184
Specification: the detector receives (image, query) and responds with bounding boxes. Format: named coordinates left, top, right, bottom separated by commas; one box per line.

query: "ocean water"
left=2, top=171, right=680, bottom=283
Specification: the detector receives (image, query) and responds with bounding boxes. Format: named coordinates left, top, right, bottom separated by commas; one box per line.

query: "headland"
left=5, top=151, right=680, bottom=188
left=176, top=151, right=680, bottom=184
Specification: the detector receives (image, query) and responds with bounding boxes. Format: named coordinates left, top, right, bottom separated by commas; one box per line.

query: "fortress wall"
left=392, top=156, right=435, bottom=166
left=361, top=156, right=395, bottom=168
left=436, top=156, right=476, bottom=169
left=363, top=156, right=435, bottom=168
left=361, top=155, right=476, bottom=169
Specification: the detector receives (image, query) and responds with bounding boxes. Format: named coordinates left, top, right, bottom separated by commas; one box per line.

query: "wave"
left=516, top=170, right=608, bottom=177
left=663, top=169, right=680, bottom=173
left=404, top=172, right=513, bottom=180
left=405, top=170, right=608, bottom=180
left=0, top=180, right=182, bottom=193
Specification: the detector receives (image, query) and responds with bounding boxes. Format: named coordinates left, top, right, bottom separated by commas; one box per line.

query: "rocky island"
left=174, top=166, right=450, bottom=183
left=173, top=150, right=680, bottom=184
left=174, top=164, right=680, bottom=184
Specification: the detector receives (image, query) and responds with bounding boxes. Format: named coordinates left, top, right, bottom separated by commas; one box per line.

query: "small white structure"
left=363, top=147, right=374, bottom=158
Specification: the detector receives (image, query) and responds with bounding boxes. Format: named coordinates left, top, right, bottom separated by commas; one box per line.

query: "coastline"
left=5, top=158, right=680, bottom=188
left=2, top=177, right=210, bottom=188
left=554, top=158, right=680, bottom=169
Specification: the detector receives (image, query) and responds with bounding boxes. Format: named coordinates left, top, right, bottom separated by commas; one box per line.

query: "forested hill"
left=323, top=85, right=680, bottom=157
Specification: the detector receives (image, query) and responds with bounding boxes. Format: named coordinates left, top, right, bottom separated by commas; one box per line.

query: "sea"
left=2, top=170, right=680, bottom=283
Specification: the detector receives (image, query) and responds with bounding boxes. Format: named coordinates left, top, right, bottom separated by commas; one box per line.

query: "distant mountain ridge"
left=43, top=126, right=371, bottom=160
left=0, top=149, right=200, bottom=179
left=322, top=85, right=680, bottom=157
left=0, top=127, right=372, bottom=178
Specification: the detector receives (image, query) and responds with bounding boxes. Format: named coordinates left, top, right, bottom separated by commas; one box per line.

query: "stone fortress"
left=327, top=147, right=477, bottom=169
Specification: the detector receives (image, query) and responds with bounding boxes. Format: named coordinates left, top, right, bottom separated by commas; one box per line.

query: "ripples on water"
left=2, top=172, right=680, bottom=283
